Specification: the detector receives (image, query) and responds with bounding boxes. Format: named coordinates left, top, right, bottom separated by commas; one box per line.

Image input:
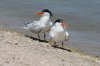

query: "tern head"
left=54, top=19, right=68, bottom=28
left=36, top=9, right=53, bottom=18
left=54, top=19, right=63, bottom=23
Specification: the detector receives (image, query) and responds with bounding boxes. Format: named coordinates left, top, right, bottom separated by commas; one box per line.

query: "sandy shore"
left=0, top=28, right=100, bottom=66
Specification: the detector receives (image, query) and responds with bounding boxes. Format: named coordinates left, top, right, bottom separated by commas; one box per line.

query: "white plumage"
left=22, top=9, right=53, bottom=40
left=49, top=19, right=69, bottom=48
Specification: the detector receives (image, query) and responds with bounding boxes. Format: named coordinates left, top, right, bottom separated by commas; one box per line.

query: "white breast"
left=49, top=23, right=67, bottom=42
left=22, top=12, right=52, bottom=34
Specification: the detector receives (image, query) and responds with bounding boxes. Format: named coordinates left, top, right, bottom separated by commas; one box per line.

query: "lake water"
left=0, top=0, right=100, bottom=56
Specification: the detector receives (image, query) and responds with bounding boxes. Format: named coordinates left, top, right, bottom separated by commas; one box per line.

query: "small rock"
left=5, top=61, right=9, bottom=63
left=14, top=42, right=18, bottom=45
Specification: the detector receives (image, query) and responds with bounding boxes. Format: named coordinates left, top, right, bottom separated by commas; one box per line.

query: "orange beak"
left=61, top=22, right=68, bottom=28
left=36, top=12, right=44, bottom=14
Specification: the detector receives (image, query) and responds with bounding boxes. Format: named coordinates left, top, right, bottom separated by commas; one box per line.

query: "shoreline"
left=1, top=27, right=100, bottom=58
left=0, top=28, right=100, bottom=66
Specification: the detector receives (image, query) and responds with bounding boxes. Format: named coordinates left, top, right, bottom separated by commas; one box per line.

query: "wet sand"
left=0, top=28, right=100, bottom=66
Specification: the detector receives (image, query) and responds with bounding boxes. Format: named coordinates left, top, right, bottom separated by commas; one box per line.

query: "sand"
left=0, top=28, right=100, bottom=66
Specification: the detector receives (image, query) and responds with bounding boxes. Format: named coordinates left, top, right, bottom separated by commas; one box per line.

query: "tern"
left=23, top=9, right=53, bottom=40
left=49, top=19, right=69, bottom=48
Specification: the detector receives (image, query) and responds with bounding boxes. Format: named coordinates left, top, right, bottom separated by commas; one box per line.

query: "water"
left=0, top=0, right=100, bottom=56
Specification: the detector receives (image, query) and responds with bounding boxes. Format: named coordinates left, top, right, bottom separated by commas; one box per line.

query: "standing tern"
left=22, top=9, right=53, bottom=40
left=49, top=19, right=69, bottom=48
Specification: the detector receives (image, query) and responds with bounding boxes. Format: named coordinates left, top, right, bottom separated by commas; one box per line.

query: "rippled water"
left=0, top=0, right=100, bottom=56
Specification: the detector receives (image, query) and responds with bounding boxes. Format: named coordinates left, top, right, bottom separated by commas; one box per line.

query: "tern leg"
left=53, top=42, right=58, bottom=47
left=54, top=42, right=56, bottom=46
left=44, top=32, right=46, bottom=40
left=38, top=34, right=40, bottom=40
left=53, top=42, right=56, bottom=47
left=62, top=42, right=64, bottom=48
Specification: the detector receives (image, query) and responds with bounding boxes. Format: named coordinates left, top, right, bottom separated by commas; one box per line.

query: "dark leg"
left=44, top=33, right=46, bottom=40
left=62, top=42, right=64, bottom=48
left=38, top=34, right=40, bottom=40
left=53, top=42, right=58, bottom=47
left=54, top=42, right=56, bottom=46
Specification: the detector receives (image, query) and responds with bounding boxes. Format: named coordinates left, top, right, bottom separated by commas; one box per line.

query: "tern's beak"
left=61, top=22, right=68, bottom=28
left=36, top=12, right=44, bottom=14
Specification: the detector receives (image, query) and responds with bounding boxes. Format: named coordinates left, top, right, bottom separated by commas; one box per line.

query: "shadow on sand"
left=25, top=35, right=48, bottom=43
left=25, top=35, right=72, bottom=52
left=52, top=45, right=72, bottom=52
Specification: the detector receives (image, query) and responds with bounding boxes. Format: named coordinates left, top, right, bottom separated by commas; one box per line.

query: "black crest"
left=42, top=9, right=53, bottom=17
left=54, top=19, right=63, bottom=24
